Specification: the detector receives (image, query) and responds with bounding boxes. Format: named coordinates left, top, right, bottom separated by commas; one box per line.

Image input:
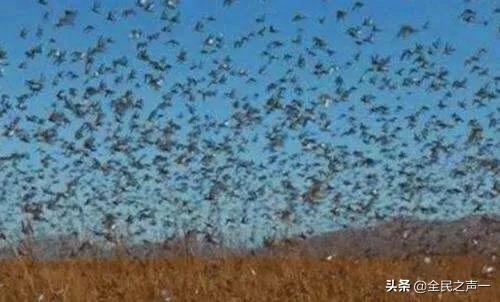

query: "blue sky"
left=0, top=0, right=498, bottom=247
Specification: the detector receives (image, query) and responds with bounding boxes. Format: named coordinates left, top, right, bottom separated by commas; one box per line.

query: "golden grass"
left=0, top=256, right=497, bottom=301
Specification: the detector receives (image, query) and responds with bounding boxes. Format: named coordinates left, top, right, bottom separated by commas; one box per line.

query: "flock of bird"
left=0, top=0, right=498, bottom=249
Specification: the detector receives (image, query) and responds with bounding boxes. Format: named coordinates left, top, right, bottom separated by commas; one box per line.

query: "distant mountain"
left=1, top=215, right=498, bottom=260
left=259, top=215, right=500, bottom=259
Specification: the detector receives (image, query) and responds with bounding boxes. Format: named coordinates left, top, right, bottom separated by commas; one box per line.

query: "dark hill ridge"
left=257, top=214, right=500, bottom=259
left=1, top=214, right=498, bottom=260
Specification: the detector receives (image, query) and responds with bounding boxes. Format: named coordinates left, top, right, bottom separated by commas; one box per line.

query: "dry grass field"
left=0, top=255, right=497, bottom=302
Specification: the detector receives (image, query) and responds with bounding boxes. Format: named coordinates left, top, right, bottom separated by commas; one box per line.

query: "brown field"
left=0, top=255, right=497, bottom=302
left=0, top=216, right=498, bottom=301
